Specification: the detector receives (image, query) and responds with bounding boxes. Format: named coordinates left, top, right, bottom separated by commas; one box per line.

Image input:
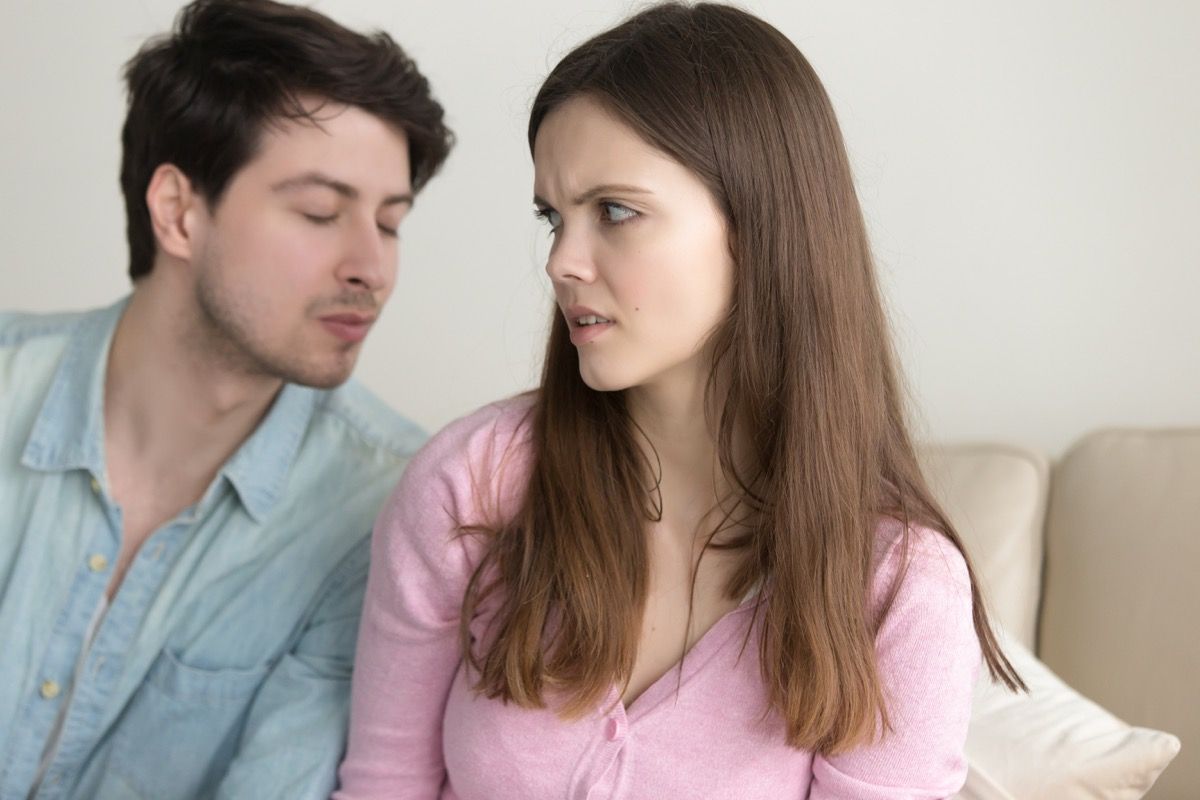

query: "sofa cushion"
left=1039, top=428, right=1200, bottom=799
left=921, top=443, right=1049, bottom=649
left=957, top=630, right=1180, bottom=800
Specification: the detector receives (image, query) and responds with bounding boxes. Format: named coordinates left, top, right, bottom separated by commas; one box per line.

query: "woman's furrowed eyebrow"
left=533, top=183, right=653, bottom=209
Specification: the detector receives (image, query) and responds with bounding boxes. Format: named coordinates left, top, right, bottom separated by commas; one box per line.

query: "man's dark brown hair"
left=120, top=0, right=453, bottom=279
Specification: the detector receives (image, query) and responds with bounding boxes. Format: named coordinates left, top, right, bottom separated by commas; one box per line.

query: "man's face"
left=188, top=101, right=412, bottom=388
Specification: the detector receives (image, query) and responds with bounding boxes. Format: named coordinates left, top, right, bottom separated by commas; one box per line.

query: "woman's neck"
left=625, top=363, right=749, bottom=539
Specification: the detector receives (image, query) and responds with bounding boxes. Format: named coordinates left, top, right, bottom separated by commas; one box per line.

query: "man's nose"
left=338, top=215, right=391, bottom=292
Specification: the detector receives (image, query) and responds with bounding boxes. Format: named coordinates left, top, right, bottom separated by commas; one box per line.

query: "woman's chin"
left=577, top=364, right=634, bottom=393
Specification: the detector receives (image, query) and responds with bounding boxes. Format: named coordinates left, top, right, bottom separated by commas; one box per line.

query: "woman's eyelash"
left=532, top=202, right=638, bottom=232
left=534, top=207, right=562, bottom=232
left=599, top=201, right=637, bottom=224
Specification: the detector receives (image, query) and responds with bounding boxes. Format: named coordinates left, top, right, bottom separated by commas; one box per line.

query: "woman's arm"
left=334, top=402, right=528, bottom=799
left=807, top=524, right=981, bottom=800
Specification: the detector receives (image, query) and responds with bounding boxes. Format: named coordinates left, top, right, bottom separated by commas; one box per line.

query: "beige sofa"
left=924, top=429, right=1197, bottom=799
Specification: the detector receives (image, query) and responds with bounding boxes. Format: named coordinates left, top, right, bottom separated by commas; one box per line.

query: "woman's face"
left=533, top=95, right=734, bottom=396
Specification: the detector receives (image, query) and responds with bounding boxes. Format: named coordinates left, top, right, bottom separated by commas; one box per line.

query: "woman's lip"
left=319, top=316, right=374, bottom=343
left=568, top=320, right=615, bottom=345
left=563, top=304, right=611, bottom=323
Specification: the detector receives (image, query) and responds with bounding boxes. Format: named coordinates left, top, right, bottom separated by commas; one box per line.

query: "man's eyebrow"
left=533, top=183, right=653, bottom=208
left=271, top=171, right=413, bottom=207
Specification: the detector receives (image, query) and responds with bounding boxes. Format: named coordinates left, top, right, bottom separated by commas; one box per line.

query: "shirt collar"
left=220, top=382, right=319, bottom=523
left=21, top=298, right=126, bottom=479
left=21, top=296, right=322, bottom=524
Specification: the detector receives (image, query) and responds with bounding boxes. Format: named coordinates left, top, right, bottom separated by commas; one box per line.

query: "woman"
left=336, top=4, right=1022, bottom=798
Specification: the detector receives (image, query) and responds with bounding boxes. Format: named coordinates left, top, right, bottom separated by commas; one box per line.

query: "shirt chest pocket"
left=103, top=649, right=270, bottom=798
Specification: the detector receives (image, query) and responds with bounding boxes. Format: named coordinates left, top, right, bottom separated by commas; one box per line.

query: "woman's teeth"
left=577, top=315, right=611, bottom=326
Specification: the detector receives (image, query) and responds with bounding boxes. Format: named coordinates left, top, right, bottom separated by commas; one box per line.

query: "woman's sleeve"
left=333, top=421, right=492, bottom=799
left=807, top=526, right=982, bottom=800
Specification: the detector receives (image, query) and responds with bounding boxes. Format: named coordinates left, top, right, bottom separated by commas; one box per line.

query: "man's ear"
left=145, top=164, right=205, bottom=262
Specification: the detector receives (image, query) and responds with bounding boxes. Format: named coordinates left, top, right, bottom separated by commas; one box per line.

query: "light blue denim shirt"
left=0, top=299, right=425, bottom=799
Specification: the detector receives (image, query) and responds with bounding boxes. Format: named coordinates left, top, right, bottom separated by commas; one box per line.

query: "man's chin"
left=294, top=373, right=353, bottom=390
left=291, top=367, right=356, bottom=390
left=276, top=355, right=359, bottom=390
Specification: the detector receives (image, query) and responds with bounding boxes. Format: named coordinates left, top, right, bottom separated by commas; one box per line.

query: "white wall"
left=2, top=1, right=1197, bottom=455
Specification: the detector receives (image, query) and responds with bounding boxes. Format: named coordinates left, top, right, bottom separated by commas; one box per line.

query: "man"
left=0, top=1, right=452, bottom=797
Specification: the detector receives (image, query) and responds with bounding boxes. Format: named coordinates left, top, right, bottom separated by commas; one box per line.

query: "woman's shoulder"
left=869, top=515, right=973, bottom=615
left=409, top=393, right=536, bottom=475
left=386, top=393, right=538, bottom=526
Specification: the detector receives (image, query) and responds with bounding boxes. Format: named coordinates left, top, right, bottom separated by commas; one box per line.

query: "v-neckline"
left=617, top=593, right=759, bottom=719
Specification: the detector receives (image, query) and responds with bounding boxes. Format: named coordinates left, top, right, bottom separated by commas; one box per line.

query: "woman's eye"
left=599, top=202, right=637, bottom=224
left=534, top=207, right=562, bottom=232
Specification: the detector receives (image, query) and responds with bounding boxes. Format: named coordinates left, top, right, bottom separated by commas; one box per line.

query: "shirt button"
left=88, top=554, right=109, bottom=573
left=90, top=477, right=101, bottom=494
left=40, top=680, right=61, bottom=700
left=605, top=717, right=620, bottom=741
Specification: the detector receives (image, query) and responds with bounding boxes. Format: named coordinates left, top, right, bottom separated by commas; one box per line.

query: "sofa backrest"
left=1038, top=429, right=1200, bottom=799
left=921, top=443, right=1049, bottom=650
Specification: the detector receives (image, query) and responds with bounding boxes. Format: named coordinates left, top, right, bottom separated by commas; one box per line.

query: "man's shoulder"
left=0, top=308, right=92, bottom=350
left=269, top=381, right=424, bottom=542
left=310, top=378, right=428, bottom=462
left=0, top=309, right=98, bottom=413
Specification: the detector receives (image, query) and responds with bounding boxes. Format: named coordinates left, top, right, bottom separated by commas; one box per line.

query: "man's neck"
left=103, top=282, right=283, bottom=499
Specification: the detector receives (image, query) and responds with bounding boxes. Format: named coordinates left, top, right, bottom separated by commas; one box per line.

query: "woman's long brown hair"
left=461, top=2, right=1024, bottom=753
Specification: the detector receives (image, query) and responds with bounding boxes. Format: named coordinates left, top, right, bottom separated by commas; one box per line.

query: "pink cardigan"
left=335, top=399, right=980, bottom=799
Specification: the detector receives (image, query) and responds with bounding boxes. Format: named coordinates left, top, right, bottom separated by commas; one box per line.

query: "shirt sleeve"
left=333, top=407, right=515, bottom=800
left=807, top=525, right=981, bottom=800
left=212, top=538, right=370, bottom=800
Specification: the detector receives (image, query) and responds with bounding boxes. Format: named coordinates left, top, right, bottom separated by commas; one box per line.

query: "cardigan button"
left=605, top=717, right=621, bottom=741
